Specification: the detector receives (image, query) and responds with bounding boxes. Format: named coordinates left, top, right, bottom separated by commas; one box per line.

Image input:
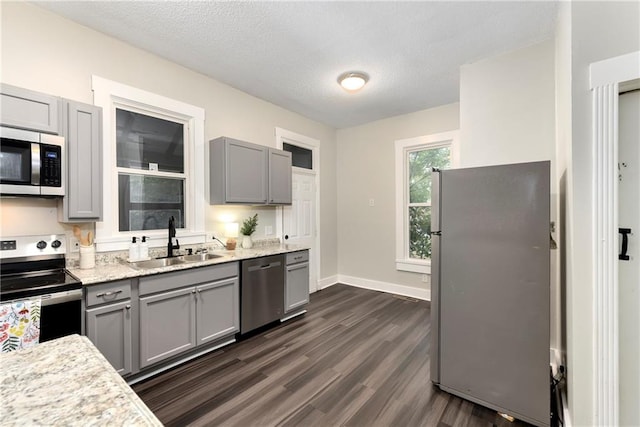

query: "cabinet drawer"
left=286, top=250, right=309, bottom=265
left=139, top=262, right=239, bottom=296
left=86, top=280, right=131, bottom=307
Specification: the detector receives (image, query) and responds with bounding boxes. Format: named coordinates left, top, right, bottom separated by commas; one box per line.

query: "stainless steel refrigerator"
left=430, top=161, right=550, bottom=427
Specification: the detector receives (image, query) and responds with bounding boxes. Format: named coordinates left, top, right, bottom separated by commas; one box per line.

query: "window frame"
left=92, top=76, right=206, bottom=252
left=394, top=130, right=459, bottom=274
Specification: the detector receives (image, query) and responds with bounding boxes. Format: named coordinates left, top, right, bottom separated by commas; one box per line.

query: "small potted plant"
left=240, top=213, right=258, bottom=249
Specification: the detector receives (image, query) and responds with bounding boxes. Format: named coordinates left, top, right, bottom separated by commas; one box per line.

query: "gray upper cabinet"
left=210, top=136, right=292, bottom=205
left=59, top=100, right=103, bottom=222
left=268, top=149, right=292, bottom=204
left=0, top=83, right=60, bottom=134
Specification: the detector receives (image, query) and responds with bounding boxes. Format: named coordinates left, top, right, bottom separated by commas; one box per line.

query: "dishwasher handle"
left=247, top=261, right=282, bottom=272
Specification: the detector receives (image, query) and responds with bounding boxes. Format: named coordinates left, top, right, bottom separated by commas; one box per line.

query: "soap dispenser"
left=129, top=236, right=139, bottom=261
left=139, top=236, right=149, bottom=260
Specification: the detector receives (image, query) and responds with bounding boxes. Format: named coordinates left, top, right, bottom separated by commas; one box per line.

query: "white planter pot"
left=242, top=235, right=253, bottom=249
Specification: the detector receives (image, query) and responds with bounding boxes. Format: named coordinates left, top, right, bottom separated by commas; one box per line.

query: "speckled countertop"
left=69, top=243, right=308, bottom=285
left=0, top=334, right=161, bottom=426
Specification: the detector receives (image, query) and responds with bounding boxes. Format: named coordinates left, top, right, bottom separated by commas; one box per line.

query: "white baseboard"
left=318, top=275, right=338, bottom=290
left=337, top=274, right=430, bottom=301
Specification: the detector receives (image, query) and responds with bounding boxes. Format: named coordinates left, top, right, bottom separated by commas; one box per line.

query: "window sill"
left=396, top=259, right=431, bottom=274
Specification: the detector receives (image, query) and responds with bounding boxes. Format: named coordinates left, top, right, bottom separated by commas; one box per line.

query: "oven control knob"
left=51, top=240, right=62, bottom=249
left=36, top=240, right=47, bottom=250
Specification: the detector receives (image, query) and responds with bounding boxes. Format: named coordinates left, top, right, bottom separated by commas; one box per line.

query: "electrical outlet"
left=69, top=236, right=80, bottom=253
left=369, top=198, right=375, bottom=207
left=265, top=226, right=273, bottom=235
left=421, top=274, right=429, bottom=283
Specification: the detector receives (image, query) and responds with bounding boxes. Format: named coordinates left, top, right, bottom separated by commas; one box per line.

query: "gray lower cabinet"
left=139, top=287, right=197, bottom=368
left=86, top=301, right=133, bottom=375
left=0, top=83, right=60, bottom=134
left=59, top=99, right=102, bottom=222
left=210, top=136, right=292, bottom=205
left=196, top=277, right=239, bottom=345
left=85, top=280, right=133, bottom=376
left=138, top=263, right=239, bottom=369
left=285, top=250, right=310, bottom=313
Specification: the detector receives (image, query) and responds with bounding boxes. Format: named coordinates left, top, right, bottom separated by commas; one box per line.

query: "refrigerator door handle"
left=430, top=168, right=442, bottom=384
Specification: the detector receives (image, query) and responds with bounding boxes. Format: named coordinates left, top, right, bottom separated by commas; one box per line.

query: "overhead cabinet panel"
left=59, top=100, right=103, bottom=222
left=0, top=83, right=61, bottom=134
left=210, top=136, right=291, bottom=205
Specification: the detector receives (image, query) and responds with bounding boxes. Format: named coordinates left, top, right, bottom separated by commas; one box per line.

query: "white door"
left=619, top=89, right=640, bottom=426
left=283, top=170, right=318, bottom=292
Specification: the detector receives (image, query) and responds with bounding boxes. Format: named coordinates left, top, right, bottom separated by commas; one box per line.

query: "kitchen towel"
left=0, top=299, right=41, bottom=353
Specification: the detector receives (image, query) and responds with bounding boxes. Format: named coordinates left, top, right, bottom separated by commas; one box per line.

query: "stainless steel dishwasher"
left=240, top=254, right=285, bottom=334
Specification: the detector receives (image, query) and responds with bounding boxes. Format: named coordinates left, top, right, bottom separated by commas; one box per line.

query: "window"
left=92, top=76, right=205, bottom=252
left=283, top=142, right=313, bottom=170
left=116, top=108, right=186, bottom=232
left=395, top=131, right=458, bottom=274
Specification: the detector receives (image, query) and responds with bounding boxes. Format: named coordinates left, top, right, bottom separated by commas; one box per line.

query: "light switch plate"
left=265, top=226, right=273, bottom=235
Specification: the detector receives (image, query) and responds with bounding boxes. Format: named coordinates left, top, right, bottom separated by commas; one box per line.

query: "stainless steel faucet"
left=167, top=216, right=180, bottom=257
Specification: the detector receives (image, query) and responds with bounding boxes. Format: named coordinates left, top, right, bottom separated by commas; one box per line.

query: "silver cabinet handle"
left=96, top=290, right=123, bottom=298
left=191, top=289, right=196, bottom=294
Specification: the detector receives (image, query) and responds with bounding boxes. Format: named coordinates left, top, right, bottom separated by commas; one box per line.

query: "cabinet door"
left=139, top=287, right=196, bottom=368
left=285, top=262, right=310, bottom=313
left=225, top=140, right=268, bottom=203
left=0, top=83, right=60, bottom=134
left=268, top=149, right=292, bottom=204
left=196, top=277, right=239, bottom=345
left=86, top=300, right=132, bottom=375
left=60, top=100, right=102, bottom=221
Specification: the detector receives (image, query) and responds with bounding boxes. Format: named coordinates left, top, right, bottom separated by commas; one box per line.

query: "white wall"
left=0, top=2, right=338, bottom=280
left=459, top=40, right=556, bottom=170
left=566, top=2, right=640, bottom=425
left=336, top=104, right=460, bottom=297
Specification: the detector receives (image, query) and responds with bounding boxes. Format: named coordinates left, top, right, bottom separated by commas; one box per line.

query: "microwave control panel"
left=41, top=144, right=62, bottom=187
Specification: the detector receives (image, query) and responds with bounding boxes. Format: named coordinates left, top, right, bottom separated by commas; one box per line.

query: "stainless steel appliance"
left=0, top=126, right=64, bottom=196
left=0, top=235, right=82, bottom=342
left=430, top=161, right=550, bottom=427
left=240, top=255, right=284, bottom=334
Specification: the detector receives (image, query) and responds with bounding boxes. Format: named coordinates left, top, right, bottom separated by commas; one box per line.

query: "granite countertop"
left=69, top=243, right=308, bottom=285
left=0, top=334, right=161, bottom=426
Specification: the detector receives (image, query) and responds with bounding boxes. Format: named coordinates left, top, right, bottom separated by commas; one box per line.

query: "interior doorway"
left=618, top=88, right=639, bottom=426
left=275, top=128, right=320, bottom=293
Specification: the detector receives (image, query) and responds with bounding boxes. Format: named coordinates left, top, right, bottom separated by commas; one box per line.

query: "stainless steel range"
left=0, top=234, right=82, bottom=343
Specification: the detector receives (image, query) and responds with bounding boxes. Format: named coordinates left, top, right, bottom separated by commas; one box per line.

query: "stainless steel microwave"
left=0, top=126, right=64, bottom=196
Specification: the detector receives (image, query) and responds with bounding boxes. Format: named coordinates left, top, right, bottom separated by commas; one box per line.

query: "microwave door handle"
left=31, top=143, right=40, bottom=185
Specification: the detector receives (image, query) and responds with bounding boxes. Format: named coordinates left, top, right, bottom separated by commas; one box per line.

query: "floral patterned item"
left=1, top=299, right=41, bottom=353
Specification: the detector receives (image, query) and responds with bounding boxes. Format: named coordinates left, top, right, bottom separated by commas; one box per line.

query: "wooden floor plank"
left=133, top=284, right=534, bottom=427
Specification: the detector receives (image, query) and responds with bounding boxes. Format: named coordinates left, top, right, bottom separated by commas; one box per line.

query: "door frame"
left=274, top=127, right=321, bottom=293
left=590, top=50, right=640, bottom=426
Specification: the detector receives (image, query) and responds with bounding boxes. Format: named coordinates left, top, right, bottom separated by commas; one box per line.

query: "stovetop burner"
left=0, top=234, right=81, bottom=302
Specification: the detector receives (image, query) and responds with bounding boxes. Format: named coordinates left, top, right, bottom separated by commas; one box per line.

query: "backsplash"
left=65, top=237, right=281, bottom=268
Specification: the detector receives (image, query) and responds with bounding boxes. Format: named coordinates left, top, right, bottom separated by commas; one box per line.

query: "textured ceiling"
left=34, top=1, right=557, bottom=129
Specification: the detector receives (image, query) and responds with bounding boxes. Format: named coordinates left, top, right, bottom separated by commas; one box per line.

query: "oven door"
left=0, top=127, right=40, bottom=195
left=39, top=290, right=83, bottom=342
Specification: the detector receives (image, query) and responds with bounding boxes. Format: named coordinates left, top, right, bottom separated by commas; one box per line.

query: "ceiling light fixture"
left=338, top=71, right=369, bottom=92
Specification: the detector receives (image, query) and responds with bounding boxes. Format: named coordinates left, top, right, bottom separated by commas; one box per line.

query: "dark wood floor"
left=133, top=284, right=531, bottom=427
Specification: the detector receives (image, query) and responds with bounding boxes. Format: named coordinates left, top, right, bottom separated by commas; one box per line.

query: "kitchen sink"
left=130, top=257, right=186, bottom=269
left=130, top=253, right=223, bottom=269
left=180, top=253, right=223, bottom=262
